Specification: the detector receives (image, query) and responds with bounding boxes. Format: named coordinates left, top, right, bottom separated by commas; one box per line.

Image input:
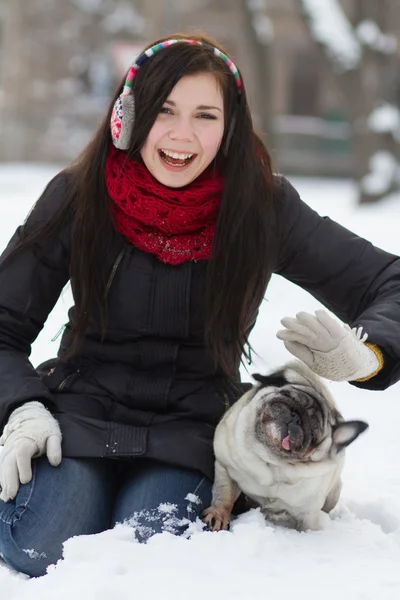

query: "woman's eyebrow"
left=164, top=99, right=222, bottom=111
left=197, top=105, right=222, bottom=111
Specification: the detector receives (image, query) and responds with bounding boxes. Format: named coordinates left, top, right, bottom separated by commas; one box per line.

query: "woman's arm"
left=274, top=176, right=400, bottom=390
left=0, top=173, right=71, bottom=430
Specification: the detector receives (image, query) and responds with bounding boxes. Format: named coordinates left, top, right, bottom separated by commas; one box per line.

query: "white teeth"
left=161, top=149, right=194, bottom=160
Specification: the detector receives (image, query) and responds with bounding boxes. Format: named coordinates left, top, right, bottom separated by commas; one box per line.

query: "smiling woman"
left=0, top=32, right=400, bottom=578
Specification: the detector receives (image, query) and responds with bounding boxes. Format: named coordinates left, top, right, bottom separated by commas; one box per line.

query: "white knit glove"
left=0, top=401, right=62, bottom=502
left=276, top=309, right=381, bottom=382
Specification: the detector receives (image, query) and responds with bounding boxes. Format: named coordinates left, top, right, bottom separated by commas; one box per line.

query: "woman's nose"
left=168, top=118, right=195, bottom=142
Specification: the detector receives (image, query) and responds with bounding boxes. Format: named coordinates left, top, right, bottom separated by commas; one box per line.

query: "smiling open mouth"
left=158, top=149, right=196, bottom=168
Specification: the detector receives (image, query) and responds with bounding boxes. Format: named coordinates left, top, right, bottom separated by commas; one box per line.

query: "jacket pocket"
left=57, top=369, right=83, bottom=391
left=41, top=362, right=84, bottom=393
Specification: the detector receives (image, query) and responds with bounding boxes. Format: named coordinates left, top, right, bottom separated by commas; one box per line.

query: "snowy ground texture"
left=0, top=165, right=399, bottom=599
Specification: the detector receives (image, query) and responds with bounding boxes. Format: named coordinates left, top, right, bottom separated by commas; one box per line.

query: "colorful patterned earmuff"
left=110, top=38, right=243, bottom=152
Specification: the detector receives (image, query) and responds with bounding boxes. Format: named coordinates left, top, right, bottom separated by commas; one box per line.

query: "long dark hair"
left=2, top=32, right=277, bottom=374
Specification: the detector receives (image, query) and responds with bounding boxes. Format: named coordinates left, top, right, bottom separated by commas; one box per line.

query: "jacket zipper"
left=57, top=368, right=83, bottom=391
left=57, top=249, right=125, bottom=391
left=222, top=392, right=230, bottom=412
left=58, top=374, right=72, bottom=391
left=52, top=249, right=125, bottom=342
left=55, top=251, right=125, bottom=392
left=105, top=249, right=125, bottom=297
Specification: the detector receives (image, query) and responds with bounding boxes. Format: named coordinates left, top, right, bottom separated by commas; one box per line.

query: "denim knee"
left=0, top=457, right=114, bottom=577
left=0, top=500, right=62, bottom=577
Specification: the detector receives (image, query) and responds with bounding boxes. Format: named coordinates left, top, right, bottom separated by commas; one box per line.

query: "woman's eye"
left=197, top=113, right=217, bottom=120
left=160, top=106, right=173, bottom=115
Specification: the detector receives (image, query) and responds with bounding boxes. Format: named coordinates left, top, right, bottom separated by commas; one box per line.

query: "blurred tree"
left=299, top=0, right=400, bottom=203
left=238, top=0, right=275, bottom=149
left=0, top=0, right=149, bottom=163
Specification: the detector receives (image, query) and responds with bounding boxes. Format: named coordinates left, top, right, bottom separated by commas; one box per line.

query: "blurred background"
left=0, top=0, right=399, bottom=203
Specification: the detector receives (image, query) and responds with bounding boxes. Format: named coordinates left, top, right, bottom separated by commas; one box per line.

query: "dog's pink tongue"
left=282, top=435, right=291, bottom=450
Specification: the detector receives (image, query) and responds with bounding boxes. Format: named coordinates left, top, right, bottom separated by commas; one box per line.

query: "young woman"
left=0, top=33, right=399, bottom=577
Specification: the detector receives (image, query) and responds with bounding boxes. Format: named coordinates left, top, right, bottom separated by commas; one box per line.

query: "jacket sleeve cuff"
left=354, top=343, right=385, bottom=382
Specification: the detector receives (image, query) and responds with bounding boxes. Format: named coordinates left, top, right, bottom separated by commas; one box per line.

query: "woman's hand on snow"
left=276, top=309, right=380, bottom=382
left=0, top=401, right=62, bottom=502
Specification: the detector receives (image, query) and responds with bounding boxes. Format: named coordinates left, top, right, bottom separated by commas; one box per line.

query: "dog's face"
left=251, top=363, right=368, bottom=463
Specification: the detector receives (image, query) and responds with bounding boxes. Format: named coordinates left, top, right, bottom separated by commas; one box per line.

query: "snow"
left=251, top=14, right=274, bottom=44
left=356, top=20, right=397, bottom=55
left=246, top=0, right=274, bottom=44
left=299, top=0, right=362, bottom=71
left=1, top=166, right=400, bottom=598
left=369, top=104, right=400, bottom=142
left=300, top=1, right=397, bottom=69
left=361, top=150, right=400, bottom=195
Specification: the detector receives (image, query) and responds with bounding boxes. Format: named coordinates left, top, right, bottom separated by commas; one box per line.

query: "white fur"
left=209, top=361, right=346, bottom=531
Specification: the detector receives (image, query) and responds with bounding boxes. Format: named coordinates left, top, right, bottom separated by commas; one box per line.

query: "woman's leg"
left=0, top=457, right=115, bottom=577
left=111, top=458, right=212, bottom=541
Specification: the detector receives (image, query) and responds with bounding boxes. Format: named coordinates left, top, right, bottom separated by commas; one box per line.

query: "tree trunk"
left=239, top=0, right=275, bottom=150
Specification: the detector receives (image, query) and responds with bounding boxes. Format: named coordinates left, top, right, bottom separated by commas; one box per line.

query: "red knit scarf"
left=105, top=146, right=224, bottom=265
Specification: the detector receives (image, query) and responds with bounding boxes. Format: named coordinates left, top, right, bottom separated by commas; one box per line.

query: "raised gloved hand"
left=0, top=401, right=62, bottom=502
left=276, top=309, right=383, bottom=382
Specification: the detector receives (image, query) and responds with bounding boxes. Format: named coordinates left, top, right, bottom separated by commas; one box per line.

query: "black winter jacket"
left=0, top=174, right=399, bottom=481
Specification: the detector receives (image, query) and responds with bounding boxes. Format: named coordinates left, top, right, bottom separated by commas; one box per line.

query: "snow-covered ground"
left=0, top=164, right=399, bottom=599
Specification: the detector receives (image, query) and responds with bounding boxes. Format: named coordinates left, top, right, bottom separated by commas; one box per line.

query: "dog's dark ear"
left=252, top=372, right=288, bottom=388
left=332, top=420, right=369, bottom=451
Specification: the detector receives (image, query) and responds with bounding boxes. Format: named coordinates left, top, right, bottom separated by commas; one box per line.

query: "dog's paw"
left=202, top=505, right=231, bottom=531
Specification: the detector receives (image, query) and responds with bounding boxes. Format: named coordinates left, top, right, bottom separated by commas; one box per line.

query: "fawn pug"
left=203, top=361, right=368, bottom=532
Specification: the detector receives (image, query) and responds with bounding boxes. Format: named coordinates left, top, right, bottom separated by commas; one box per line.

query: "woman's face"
left=140, top=72, right=225, bottom=188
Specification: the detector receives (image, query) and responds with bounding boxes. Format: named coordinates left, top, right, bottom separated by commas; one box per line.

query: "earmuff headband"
left=121, top=39, right=242, bottom=96
left=110, top=38, right=242, bottom=151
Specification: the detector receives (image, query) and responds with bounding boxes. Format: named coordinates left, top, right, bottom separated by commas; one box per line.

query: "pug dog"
left=203, top=360, right=368, bottom=532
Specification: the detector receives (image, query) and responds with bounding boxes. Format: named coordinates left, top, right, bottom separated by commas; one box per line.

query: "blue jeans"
left=0, top=457, right=212, bottom=577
